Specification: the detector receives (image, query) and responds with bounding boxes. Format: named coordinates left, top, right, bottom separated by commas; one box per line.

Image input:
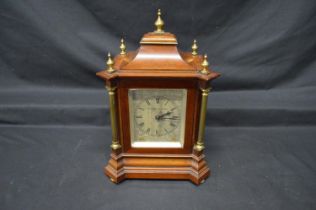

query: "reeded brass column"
left=106, top=86, right=121, bottom=150
left=194, top=87, right=212, bottom=152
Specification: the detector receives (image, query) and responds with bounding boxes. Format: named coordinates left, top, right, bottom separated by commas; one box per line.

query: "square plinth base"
left=104, top=152, right=210, bottom=185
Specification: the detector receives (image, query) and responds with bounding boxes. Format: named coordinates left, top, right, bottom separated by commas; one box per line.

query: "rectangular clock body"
left=96, top=10, right=220, bottom=185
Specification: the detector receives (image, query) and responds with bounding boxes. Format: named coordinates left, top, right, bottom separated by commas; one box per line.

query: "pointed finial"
left=154, top=9, right=164, bottom=33
left=106, top=53, right=115, bottom=73
left=120, top=38, right=126, bottom=55
left=192, top=39, right=198, bottom=56
left=200, top=54, right=210, bottom=75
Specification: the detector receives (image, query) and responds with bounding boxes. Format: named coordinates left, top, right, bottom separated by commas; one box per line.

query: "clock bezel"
left=117, top=77, right=201, bottom=154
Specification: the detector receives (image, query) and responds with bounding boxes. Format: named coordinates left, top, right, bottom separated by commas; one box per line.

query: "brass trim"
left=194, top=87, right=212, bottom=152
left=106, top=86, right=121, bottom=150
left=120, top=38, right=126, bottom=55
left=154, top=9, right=164, bottom=33
left=192, top=40, right=198, bottom=56
left=106, top=53, right=116, bottom=73
left=200, top=54, right=210, bottom=75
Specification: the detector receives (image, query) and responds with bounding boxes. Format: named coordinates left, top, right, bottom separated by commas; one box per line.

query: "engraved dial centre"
left=135, top=96, right=180, bottom=137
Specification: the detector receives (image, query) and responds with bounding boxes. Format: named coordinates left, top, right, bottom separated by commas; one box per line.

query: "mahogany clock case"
left=96, top=11, right=221, bottom=184
left=97, top=33, right=219, bottom=184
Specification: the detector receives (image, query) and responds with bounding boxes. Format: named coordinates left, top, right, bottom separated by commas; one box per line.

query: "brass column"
left=106, top=86, right=121, bottom=150
left=194, top=87, right=211, bottom=152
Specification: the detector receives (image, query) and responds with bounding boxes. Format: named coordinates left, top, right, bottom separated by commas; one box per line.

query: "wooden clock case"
left=97, top=14, right=219, bottom=185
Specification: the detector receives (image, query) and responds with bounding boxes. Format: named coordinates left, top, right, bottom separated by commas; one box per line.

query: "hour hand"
left=155, top=111, right=172, bottom=120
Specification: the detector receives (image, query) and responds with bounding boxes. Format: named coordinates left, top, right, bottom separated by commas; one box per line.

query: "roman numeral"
left=145, top=128, right=150, bottom=134
left=156, top=97, right=160, bottom=104
left=138, top=122, right=144, bottom=127
left=145, top=99, right=150, bottom=105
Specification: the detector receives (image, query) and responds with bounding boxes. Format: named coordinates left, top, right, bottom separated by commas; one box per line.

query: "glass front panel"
left=128, top=89, right=187, bottom=148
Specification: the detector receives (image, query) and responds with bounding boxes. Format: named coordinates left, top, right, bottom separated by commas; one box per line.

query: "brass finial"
left=106, top=53, right=115, bottom=73
left=120, top=38, right=126, bottom=55
left=192, top=39, right=198, bottom=56
left=154, top=9, right=164, bottom=33
left=200, top=54, right=210, bottom=75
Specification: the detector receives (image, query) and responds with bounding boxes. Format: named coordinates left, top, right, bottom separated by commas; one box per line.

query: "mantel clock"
left=96, top=9, right=220, bottom=185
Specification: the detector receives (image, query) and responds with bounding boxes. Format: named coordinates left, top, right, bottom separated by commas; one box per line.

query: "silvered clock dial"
left=128, top=89, right=187, bottom=148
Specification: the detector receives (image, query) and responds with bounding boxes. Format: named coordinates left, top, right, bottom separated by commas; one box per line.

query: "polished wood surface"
left=105, top=153, right=210, bottom=185
left=96, top=28, right=219, bottom=185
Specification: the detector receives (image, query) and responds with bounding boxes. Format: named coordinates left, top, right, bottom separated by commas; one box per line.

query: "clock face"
left=128, top=89, right=187, bottom=148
